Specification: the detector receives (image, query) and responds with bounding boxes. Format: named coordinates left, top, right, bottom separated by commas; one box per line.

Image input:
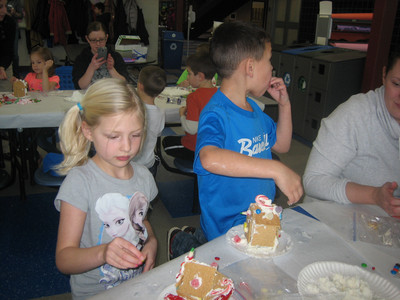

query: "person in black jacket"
left=72, top=21, right=129, bottom=90
left=0, top=0, right=16, bottom=91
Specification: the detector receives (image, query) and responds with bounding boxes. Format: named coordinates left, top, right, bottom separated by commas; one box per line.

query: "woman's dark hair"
left=386, top=48, right=400, bottom=74
left=31, top=46, right=56, bottom=76
left=86, top=21, right=107, bottom=36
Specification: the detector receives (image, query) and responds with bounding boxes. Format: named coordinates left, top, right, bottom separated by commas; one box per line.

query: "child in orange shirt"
left=24, top=47, right=60, bottom=92
left=163, top=52, right=217, bottom=161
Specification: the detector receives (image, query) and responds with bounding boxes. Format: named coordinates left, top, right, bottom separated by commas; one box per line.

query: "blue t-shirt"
left=194, top=89, right=277, bottom=241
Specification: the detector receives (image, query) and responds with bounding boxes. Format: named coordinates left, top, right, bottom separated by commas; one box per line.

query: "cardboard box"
left=115, top=35, right=148, bottom=62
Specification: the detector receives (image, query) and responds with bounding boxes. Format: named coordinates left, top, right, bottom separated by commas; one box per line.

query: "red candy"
left=233, top=235, right=241, bottom=243
left=190, top=278, right=200, bottom=288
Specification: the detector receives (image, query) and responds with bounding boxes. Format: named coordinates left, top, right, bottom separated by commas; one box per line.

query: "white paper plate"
left=157, top=284, right=176, bottom=300
left=226, top=224, right=292, bottom=258
left=297, top=261, right=400, bottom=300
left=64, top=91, right=84, bottom=103
left=161, top=87, right=190, bottom=97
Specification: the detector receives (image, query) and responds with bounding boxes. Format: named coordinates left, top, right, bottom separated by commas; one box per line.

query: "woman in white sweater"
left=303, top=50, right=400, bottom=218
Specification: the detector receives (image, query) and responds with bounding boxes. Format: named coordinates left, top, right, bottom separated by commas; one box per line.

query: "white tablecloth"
left=89, top=202, right=400, bottom=299
left=0, top=90, right=75, bottom=129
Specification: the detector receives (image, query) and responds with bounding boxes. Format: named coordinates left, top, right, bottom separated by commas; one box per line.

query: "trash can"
left=162, top=31, right=184, bottom=69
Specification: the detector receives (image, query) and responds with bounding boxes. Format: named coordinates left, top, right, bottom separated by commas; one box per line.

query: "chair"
left=34, top=153, right=65, bottom=187
left=55, top=66, right=74, bottom=90
left=34, top=165, right=65, bottom=187
left=155, top=136, right=200, bottom=214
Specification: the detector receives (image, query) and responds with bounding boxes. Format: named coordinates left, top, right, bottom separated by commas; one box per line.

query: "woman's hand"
left=89, top=53, right=106, bottom=70
left=375, top=182, right=400, bottom=217
left=106, top=54, right=115, bottom=71
left=104, top=237, right=145, bottom=270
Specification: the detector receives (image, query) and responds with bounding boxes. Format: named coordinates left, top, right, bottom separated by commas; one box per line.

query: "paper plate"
left=297, top=261, right=400, bottom=300
left=157, top=283, right=239, bottom=300
left=64, top=90, right=84, bottom=103
left=157, top=284, right=176, bottom=300
left=161, top=87, right=190, bottom=98
left=226, top=224, right=293, bottom=258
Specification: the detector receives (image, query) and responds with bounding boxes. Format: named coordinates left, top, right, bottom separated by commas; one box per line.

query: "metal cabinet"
left=268, top=48, right=366, bottom=143
left=303, top=51, right=366, bottom=142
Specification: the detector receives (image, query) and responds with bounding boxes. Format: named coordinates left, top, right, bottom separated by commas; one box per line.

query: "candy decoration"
left=190, top=277, right=201, bottom=288
left=361, top=263, right=367, bottom=268
left=390, top=263, right=400, bottom=275
left=215, top=257, right=220, bottom=261
left=256, top=209, right=261, bottom=214
left=210, top=262, right=219, bottom=268
left=188, top=248, right=194, bottom=260
left=233, top=235, right=241, bottom=243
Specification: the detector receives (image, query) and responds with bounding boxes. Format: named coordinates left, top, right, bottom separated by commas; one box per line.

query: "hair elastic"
left=77, top=102, right=83, bottom=111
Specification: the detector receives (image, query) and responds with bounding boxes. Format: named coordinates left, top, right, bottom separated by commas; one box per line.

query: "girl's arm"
left=56, top=201, right=145, bottom=274
left=141, top=218, right=157, bottom=272
left=42, top=60, right=58, bottom=92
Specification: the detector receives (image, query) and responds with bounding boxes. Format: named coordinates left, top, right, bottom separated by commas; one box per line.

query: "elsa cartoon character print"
left=95, top=192, right=149, bottom=289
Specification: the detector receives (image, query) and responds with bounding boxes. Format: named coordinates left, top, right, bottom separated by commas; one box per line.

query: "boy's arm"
left=267, top=77, right=292, bottom=153
left=199, top=145, right=303, bottom=204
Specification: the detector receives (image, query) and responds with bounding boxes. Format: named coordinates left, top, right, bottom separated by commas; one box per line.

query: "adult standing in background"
left=0, top=0, right=16, bottom=91
left=7, top=0, right=23, bottom=79
left=72, top=21, right=129, bottom=90
left=303, top=49, right=400, bottom=218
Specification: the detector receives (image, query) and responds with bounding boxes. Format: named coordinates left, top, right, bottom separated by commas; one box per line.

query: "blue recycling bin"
left=163, top=31, right=184, bottom=69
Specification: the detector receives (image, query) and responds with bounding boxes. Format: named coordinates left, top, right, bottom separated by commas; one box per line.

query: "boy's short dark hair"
left=94, top=3, right=105, bottom=13
left=210, top=21, right=271, bottom=79
left=186, top=53, right=216, bottom=80
left=138, top=66, right=167, bottom=98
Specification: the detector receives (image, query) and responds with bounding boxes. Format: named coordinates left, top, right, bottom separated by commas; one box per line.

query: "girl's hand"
left=141, top=235, right=157, bottom=272
left=90, top=53, right=106, bottom=70
left=10, top=76, right=18, bottom=83
left=267, top=77, right=290, bottom=106
left=0, top=67, right=7, bottom=80
left=44, top=59, right=54, bottom=71
left=104, top=237, right=145, bottom=269
left=106, top=54, right=115, bottom=71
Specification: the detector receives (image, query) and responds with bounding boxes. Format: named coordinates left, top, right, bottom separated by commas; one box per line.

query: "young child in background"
left=163, top=52, right=218, bottom=161
left=168, top=21, right=303, bottom=260
left=177, top=43, right=218, bottom=87
left=133, top=66, right=167, bottom=177
left=54, top=78, right=158, bottom=300
left=24, top=47, right=60, bottom=92
left=93, top=2, right=111, bottom=32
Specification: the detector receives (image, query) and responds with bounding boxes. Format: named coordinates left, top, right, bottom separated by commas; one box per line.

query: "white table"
left=0, top=90, right=76, bottom=129
left=89, top=200, right=400, bottom=299
left=155, top=92, right=278, bottom=124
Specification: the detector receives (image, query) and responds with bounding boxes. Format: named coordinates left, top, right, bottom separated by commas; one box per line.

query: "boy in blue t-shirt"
left=168, top=21, right=303, bottom=259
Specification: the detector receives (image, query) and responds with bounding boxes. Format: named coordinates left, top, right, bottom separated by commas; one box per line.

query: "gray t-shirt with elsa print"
left=55, top=159, right=157, bottom=300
